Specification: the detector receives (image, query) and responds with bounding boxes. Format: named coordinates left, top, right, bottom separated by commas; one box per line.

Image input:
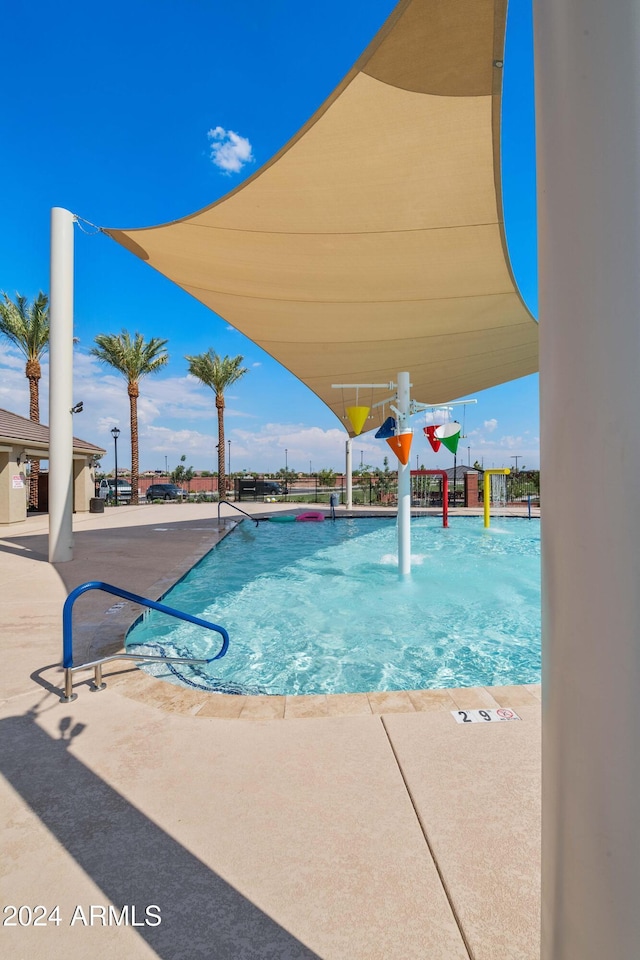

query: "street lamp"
left=285, top=448, right=288, bottom=494
left=228, top=439, right=231, bottom=494
left=165, top=455, right=168, bottom=476
left=111, top=426, right=120, bottom=507
left=511, top=455, right=521, bottom=472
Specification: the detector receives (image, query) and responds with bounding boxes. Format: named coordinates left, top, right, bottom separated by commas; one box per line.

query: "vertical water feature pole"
left=396, top=372, right=411, bottom=576
left=345, top=438, right=353, bottom=509
left=536, top=2, right=640, bottom=957
left=482, top=468, right=510, bottom=529
left=49, top=207, right=75, bottom=563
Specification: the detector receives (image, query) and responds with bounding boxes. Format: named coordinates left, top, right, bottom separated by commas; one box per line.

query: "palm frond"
left=185, top=349, right=248, bottom=394
left=0, top=291, right=49, bottom=361
left=91, top=330, right=169, bottom=381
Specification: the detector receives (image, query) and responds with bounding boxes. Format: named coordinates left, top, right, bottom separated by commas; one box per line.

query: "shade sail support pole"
left=536, top=1, right=640, bottom=956
left=345, top=438, right=353, bottom=509
left=49, top=207, right=75, bottom=563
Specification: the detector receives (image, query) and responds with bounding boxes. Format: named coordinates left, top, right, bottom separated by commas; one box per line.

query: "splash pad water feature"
left=335, top=372, right=477, bottom=571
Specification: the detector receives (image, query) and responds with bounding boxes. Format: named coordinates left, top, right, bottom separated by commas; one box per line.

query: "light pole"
left=165, top=455, right=168, bottom=476
left=111, top=426, right=120, bottom=507
left=228, top=439, right=231, bottom=493
left=360, top=450, right=364, bottom=469
left=511, top=455, right=521, bottom=472
left=285, top=448, right=288, bottom=493
left=468, top=446, right=471, bottom=468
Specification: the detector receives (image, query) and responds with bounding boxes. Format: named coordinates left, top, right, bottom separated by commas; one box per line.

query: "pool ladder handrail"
left=217, top=499, right=266, bottom=526
left=61, top=580, right=230, bottom=703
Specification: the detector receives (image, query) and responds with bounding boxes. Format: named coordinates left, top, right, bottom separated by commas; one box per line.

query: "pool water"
left=126, top=517, right=541, bottom=695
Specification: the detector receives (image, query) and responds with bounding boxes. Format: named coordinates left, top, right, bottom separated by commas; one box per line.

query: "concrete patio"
left=0, top=503, right=540, bottom=959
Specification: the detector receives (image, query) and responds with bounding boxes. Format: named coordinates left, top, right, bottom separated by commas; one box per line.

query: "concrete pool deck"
left=0, top=503, right=541, bottom=959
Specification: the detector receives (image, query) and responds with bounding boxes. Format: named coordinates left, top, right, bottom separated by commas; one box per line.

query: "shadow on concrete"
left=30, top=663, right=138, bottom=701
left=0, top=536, right=49, bottom=561
left=0, top=707, right=320, bottom=960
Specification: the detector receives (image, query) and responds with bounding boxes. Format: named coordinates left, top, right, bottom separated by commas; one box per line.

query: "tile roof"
left=0, top=408, right=105, bottom=454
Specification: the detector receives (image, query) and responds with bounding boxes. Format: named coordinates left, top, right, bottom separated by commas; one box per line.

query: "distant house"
left=0, top=408, right=105, bottom=524
left=441, top=464, right=483, bottom=481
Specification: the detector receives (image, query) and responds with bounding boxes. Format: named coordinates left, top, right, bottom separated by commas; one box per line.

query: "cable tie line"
left=73, top=214, right=105, bottom=236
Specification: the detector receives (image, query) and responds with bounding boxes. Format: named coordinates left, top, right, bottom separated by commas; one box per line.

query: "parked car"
left=97, top=478, right=132, bottom=502
left=262, top=481, right=282, bottom=495
left=145, top=483, right=186, bottom=501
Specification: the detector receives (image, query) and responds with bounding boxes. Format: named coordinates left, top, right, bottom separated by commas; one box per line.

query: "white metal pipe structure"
left=396, top=372, right=411, bottom=576
left=48, top=207, right=75, bottom=563
left=345, top=438, right=353, bottom=509
left=535, top=2, right=640, bottom=957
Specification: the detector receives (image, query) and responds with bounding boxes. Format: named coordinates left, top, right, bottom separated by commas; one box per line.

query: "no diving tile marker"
left=452, top=707, right=521, bottom=724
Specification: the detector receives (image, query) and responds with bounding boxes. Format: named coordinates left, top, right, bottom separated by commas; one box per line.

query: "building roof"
left=105, top=0, right=537, bottom=437
left=0, top=408, right=105, bottom=455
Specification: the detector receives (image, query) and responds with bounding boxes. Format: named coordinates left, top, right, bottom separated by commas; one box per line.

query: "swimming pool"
left=126, top=516, right=541, bottom=695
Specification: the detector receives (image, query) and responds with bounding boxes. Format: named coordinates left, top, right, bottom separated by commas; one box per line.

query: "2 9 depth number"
left=452, top=707, right=520, bottom=724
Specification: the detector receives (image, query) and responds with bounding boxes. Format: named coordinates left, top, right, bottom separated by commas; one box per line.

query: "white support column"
left=396, top=371, right=411, bottom=576
left=535, top=3, right=640, bottom=957
left=345, top=438, right=353, bottom=509
left=49, top=207, right=75, bottom=563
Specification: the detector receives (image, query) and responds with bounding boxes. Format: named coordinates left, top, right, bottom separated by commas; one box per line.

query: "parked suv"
left=97, top=478, right=132, bottom=502
left=145, top=483, right=185, bottom=501
left=262, top=481, right=282, bottom=495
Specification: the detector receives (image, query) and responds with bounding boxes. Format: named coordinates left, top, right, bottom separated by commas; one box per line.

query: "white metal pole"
left=345, top=438, right=353, bottom=509
left=535, top=2, right=640, bottom=957
left=48, top=207, right=75, bottom=563
left=397, top=372, right=411, bottom=575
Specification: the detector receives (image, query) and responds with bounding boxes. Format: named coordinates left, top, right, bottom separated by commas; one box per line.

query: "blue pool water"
left=126, top=517, right=541, bottom=695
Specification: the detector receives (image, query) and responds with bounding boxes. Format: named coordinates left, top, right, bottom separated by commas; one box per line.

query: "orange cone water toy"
left=385, top=430, right=413, bottom=465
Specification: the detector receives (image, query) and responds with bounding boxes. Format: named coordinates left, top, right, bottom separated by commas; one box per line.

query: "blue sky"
left=0, top=0, right=537, bottom=475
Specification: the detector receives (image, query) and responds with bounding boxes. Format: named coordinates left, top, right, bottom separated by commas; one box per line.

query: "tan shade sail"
left=105, top=0, right=537, bottom=436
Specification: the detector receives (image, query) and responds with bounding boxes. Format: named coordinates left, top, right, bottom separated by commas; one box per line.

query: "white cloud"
left=0, top=344, right=25, bottom=372
left=252, top=362, right=262, bottom=368
left=207, top=126, right=254, bottom=173
left=0, top=349, right=30, bottom=415
left=484, top=418, right=498, bottom=433
left=144, top=425, right=217, bottom=453
left=230, top=422, right=380, bottom=472
left=422, top=408, right=454, bottom=424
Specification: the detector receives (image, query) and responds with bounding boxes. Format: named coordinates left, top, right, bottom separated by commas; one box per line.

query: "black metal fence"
left=482, top=472, right=540, bottom=505
left=233, top=471, right=540, bottom=507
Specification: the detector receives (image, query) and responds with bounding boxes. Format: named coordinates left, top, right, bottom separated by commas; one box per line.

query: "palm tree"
left=0, top=291, right=49, bottom=507
left=185, top=350, right=248, bottom=499
left=91, top=331, right=169, bottom=505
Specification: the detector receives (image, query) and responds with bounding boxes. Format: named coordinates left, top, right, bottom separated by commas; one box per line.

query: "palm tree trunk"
left=27, top=370, right=40, bottom=509
left=216, top=394, right=226, bottom=499
left=129, top=382, right=139, bottom=505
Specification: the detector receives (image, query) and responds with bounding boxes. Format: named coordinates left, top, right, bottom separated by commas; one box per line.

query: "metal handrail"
left=217, top=499, right=264, bottom=525
left=61, top=580, right=229, bottom=703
